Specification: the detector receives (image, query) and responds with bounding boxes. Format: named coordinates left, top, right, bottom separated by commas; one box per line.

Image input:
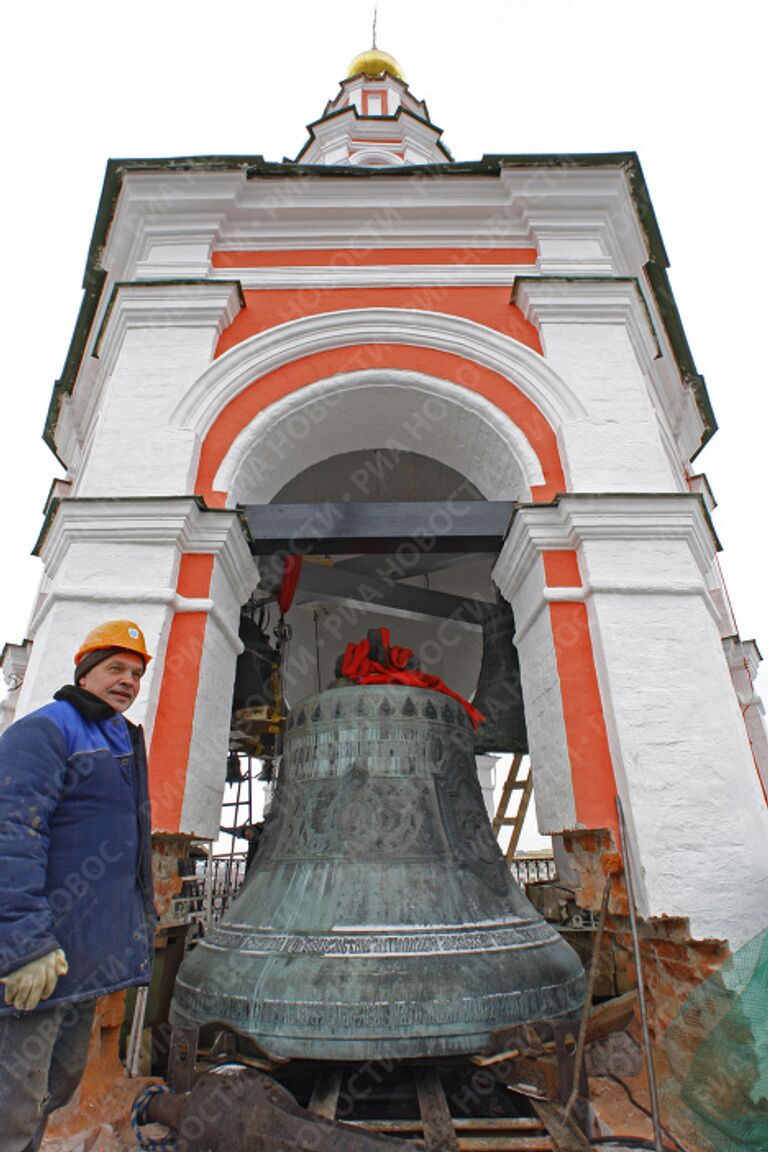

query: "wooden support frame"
left=309, top=1066, right=344, bottom=1119
left=415, top=1067, right=461, bottom=1151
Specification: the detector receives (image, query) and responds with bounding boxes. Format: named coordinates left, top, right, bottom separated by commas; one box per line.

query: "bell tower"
left=3, top=41, right=768, bottom=1119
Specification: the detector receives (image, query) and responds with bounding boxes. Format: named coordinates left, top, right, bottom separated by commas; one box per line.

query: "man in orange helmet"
left=0, top=620, right=156, bottom=1151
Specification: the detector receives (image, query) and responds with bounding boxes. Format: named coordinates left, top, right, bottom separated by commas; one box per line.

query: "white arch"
left=217, top=369, right=544, bottom=505
left=171, top=306, right=588, bottom=438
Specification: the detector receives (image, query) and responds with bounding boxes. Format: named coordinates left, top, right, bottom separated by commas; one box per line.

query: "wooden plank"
left=457, top=1140, right=553, bottom=1151
left=345, top=1118, right=545, bottom=1132
left=242, top=500, right=516, bottom=555
left=415, top=1067, right=460, bottom=1152
left=492, top=753, right=524, bottom=834
left=505, top=772, right=534, bottom=862
left=531, top=1101, right=591, bottom=1152
left=308, top=1066, right=344, bottom=1120
left=584, top=989, right=638, bottom=1043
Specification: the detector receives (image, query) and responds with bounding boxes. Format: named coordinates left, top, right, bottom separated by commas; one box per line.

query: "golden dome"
left=347, top=48, right=405, bottom=82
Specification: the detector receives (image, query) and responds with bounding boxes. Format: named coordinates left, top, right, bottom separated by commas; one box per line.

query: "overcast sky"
left=2, top=0, right=766, bottom=699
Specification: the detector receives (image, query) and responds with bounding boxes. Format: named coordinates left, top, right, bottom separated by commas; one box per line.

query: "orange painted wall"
left=214, top=286, right=542, bottom=359
left=149, top=554, right=214, bottom=830
left=212, top=248, right=538, bottom=268
left=543, top=550, right=582, bottom=588
left=544, top=550, right=619, bottom=843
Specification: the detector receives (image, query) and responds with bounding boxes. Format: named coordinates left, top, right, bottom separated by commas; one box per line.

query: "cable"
left=130, top=1083, right=177, bottom=1152
left=593, top=1074, right=691, bottom=1152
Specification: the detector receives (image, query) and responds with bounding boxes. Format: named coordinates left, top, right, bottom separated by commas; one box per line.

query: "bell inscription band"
left=171, top=682, right=585, bottom=1059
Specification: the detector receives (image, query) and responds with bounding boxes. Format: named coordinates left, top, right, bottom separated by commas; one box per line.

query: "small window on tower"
left=367, top=93, right=383, bottom=115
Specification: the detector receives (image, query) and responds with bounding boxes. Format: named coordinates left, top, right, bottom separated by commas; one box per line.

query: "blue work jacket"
left=0, top=685, right=156, bottom=1013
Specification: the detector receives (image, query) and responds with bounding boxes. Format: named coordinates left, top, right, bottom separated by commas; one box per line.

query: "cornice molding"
left=105, top=166, right=649, bottom=281
left=93, top=281, right=243, bottom=375
left=39, top=496, right=253, bottom=588
left=512, top=277, right=660, bottom=368
left=723, top=635, right=762, bottom=680
left=493, top=493, right=720, bottom=616
left=499, top=167, right=649, bottom=274
left=298, top=104, right=449, bottom=167
left=210, top=266, right=535, bottom=289
left=33, top=498, right=255, bottom=649
left=1, top=640, right=32, bottom=686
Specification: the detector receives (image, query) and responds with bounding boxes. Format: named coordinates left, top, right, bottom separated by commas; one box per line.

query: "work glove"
left=1, top=948, right=68, bottom=1011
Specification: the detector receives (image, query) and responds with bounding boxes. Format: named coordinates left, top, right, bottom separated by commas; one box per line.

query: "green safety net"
left=659, top=925, right=768, bottom=1151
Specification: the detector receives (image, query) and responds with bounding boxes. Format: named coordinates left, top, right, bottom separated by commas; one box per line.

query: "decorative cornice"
left=297, top=104, right=450, bottom=167
left=723, top=635, right=762, bottom=680
left=493, top=493, right=721, bottom=637
left=43, top=151, right=716, bottom=464
left=512, top=277, right=661, bottom=368
left=32, top=498, right=255, bottom=650
left=211, top=266, right=535, bottom=289
left=93, top=280, right=243, bottom=374
left=1, top=640, right=32, bottom=687
left=38, top=496, right=253, bottom=587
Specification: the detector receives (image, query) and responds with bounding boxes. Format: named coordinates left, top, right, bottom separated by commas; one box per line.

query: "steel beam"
left=242, top=501, right=515, bottom=555
left=259, top=560, right=496, bottom=624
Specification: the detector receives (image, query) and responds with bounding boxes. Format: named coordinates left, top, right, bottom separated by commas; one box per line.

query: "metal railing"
left=509, top=853, right=557, bottom=885
left=175, top=849, right=556, bottom=932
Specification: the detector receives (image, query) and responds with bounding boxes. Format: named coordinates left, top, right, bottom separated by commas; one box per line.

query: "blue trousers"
left=0, top=999, right=95, bottom=1152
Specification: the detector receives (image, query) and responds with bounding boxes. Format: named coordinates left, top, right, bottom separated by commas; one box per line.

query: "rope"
left=130, top=1084, right=177, bottom=1151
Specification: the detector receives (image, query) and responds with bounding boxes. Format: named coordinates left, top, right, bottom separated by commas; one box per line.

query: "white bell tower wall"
left=3, top=154, right=765, bottom=956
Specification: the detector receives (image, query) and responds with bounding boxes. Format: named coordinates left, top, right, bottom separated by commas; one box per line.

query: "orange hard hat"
left=74, top=620, right=152, bottom=666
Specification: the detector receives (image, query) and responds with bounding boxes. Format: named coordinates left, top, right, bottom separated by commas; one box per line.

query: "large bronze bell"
left=171, top=682, right=584, bottom=1060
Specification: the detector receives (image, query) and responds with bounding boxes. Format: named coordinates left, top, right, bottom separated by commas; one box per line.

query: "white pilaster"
left=723, top=636, right=768, bottom=798
left=72, top=282, right=242, bottom=499
left=16, top=498, right=255, bottom=769
left=491, top=528, right=577, bottom=836
left=495, top=494, right=768, bottom=947
left=514, top=278, right=685, bottom=491
left=179, top=513, right=258, bottom=837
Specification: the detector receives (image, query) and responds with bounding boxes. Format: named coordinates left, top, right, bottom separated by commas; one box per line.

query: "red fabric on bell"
left=340, top=628, right=485, bottom=730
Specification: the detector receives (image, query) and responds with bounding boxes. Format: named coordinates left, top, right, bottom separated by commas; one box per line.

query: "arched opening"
left=214, top=438, right=548, bottom=901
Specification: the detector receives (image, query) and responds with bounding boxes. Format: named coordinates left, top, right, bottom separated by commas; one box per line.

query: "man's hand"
left=1, top=948, right=68, bottom=1011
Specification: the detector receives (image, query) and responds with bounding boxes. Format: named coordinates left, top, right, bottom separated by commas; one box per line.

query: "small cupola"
left=296, top=41, right=452, bottom=167
left=346, top=47, right=406, bottom=82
